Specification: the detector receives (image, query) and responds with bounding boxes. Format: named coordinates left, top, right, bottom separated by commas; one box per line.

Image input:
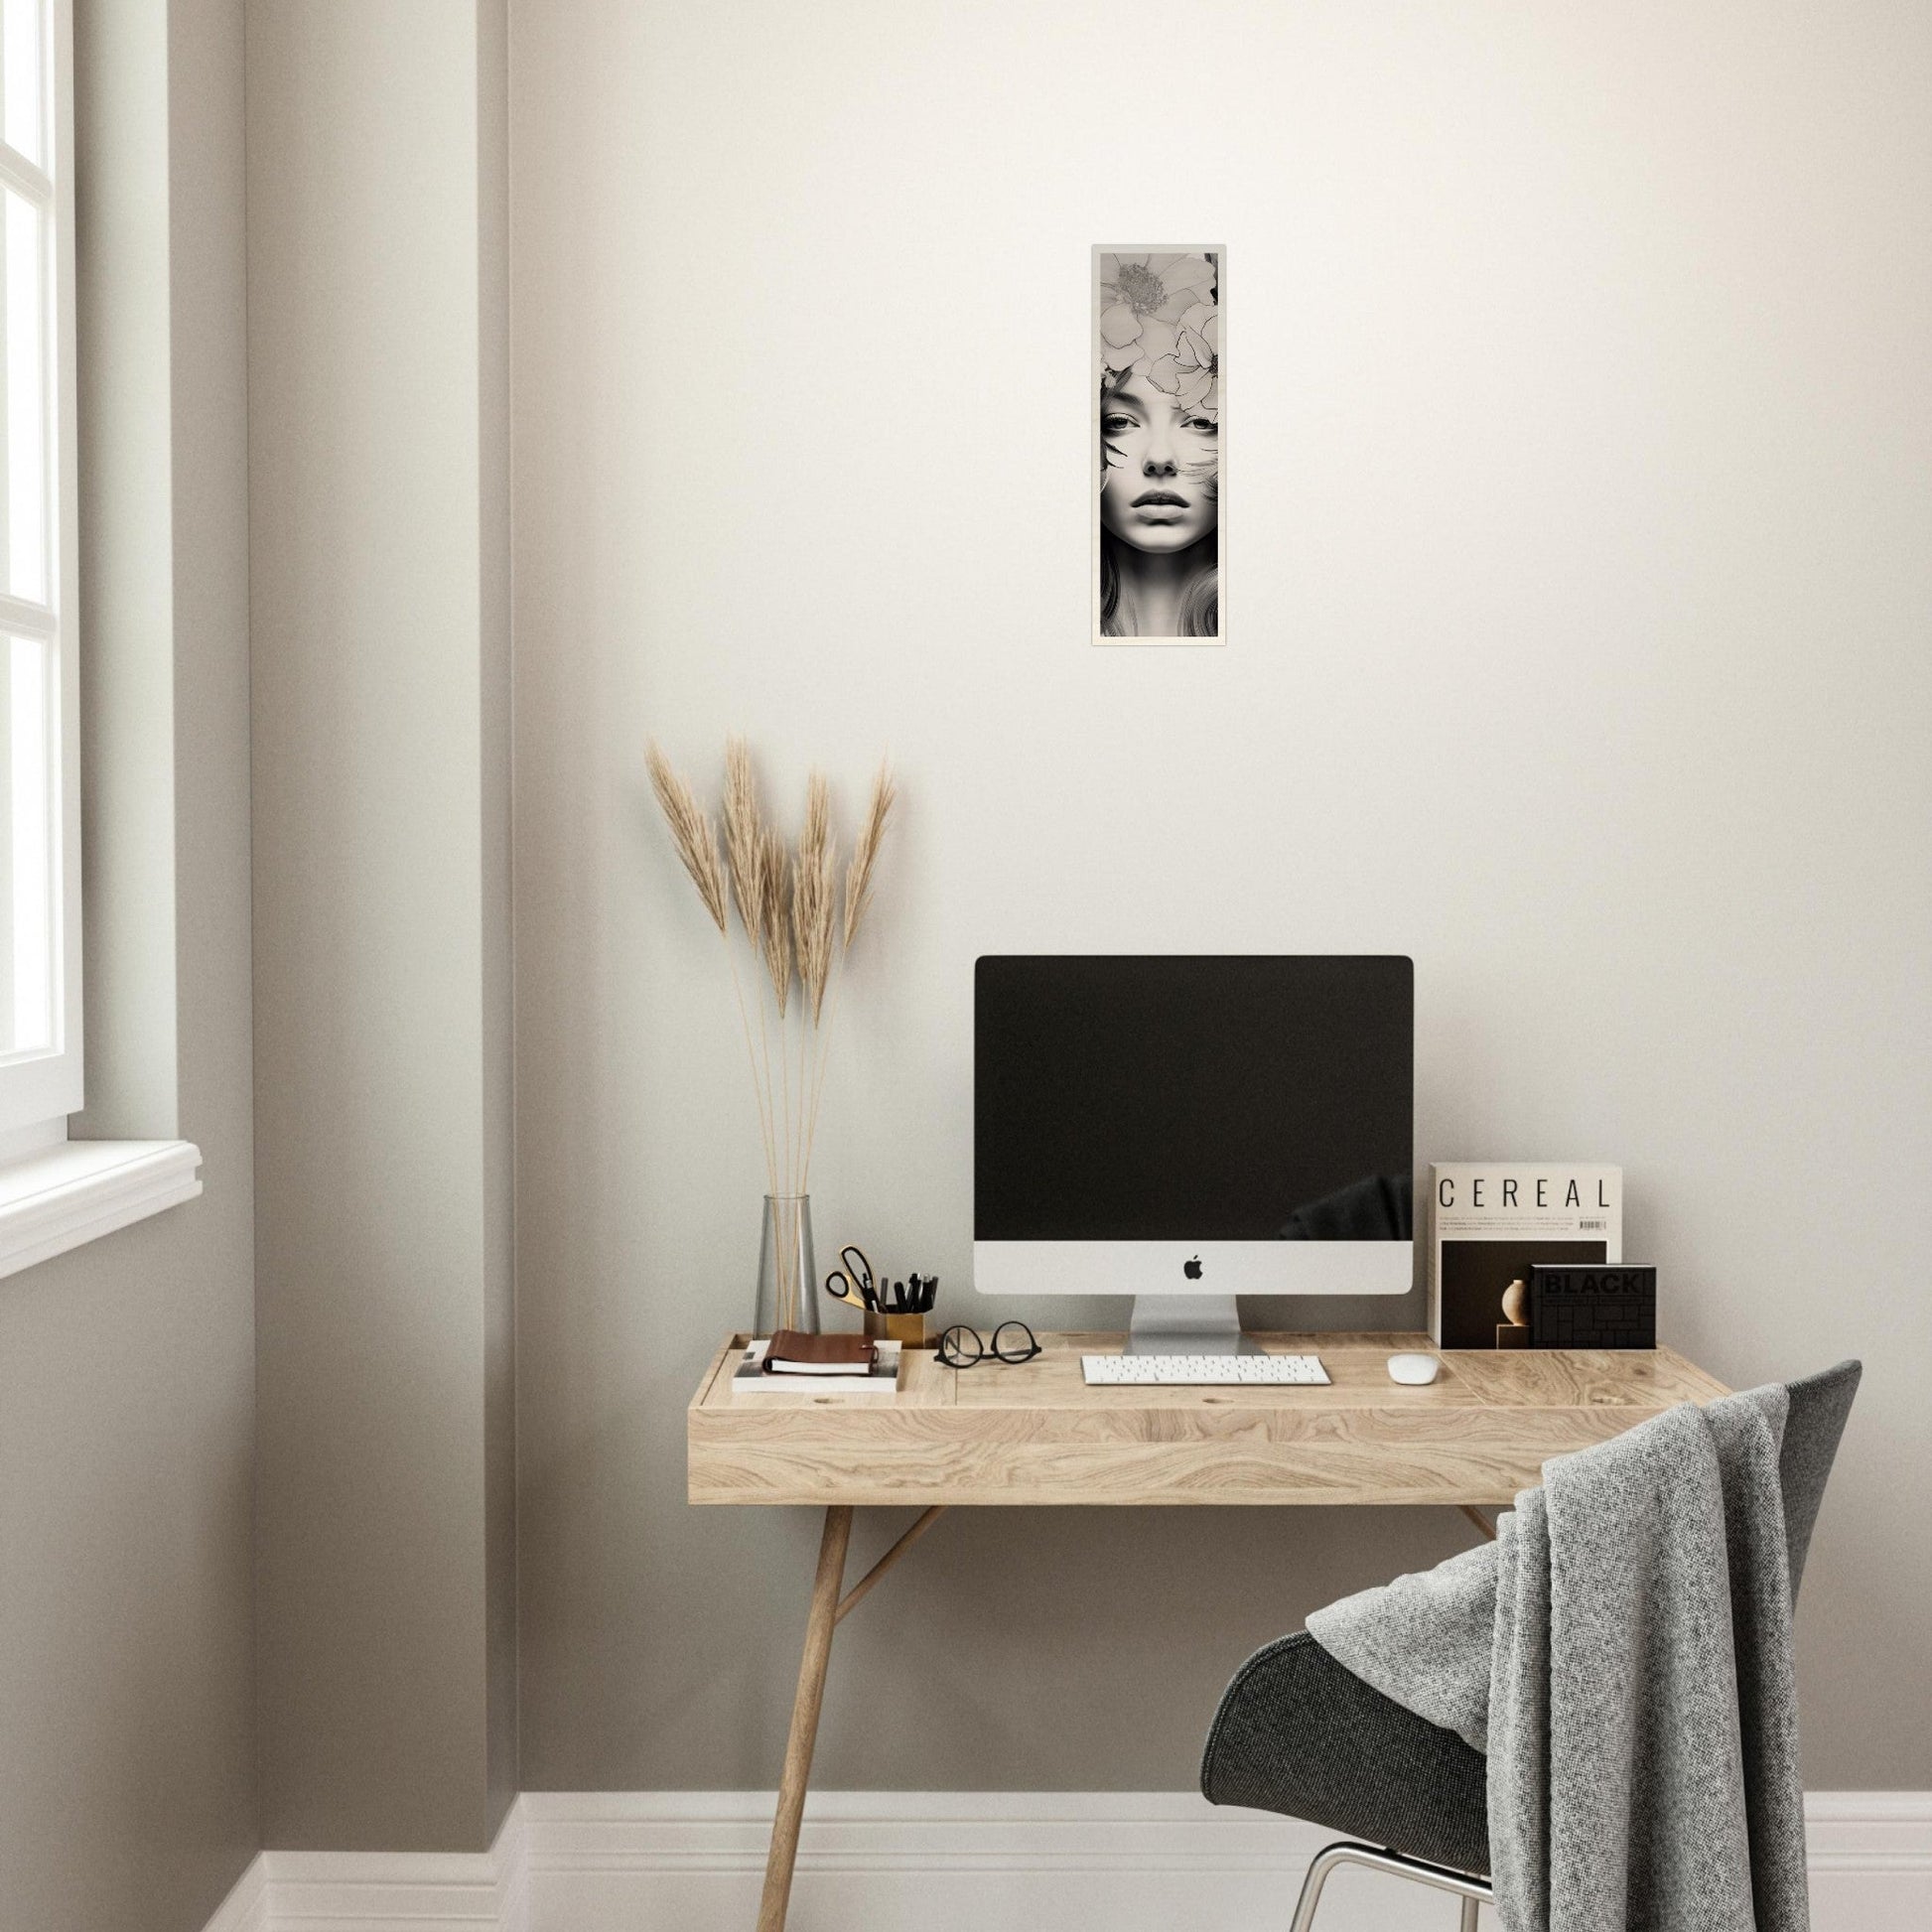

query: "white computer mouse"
left=1387, top=1352, right=1442, bottom=1386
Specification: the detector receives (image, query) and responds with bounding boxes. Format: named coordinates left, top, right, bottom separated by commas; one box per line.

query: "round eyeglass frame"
left=936, top=1320, right=1041, bottom=1368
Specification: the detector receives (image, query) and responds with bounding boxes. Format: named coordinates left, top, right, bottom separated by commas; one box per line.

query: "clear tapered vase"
left=754, top=1194, right=818, bottom=1338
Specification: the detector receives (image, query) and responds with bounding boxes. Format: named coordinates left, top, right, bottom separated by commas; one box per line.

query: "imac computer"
left=973, top=955, right=1414, bottom=1354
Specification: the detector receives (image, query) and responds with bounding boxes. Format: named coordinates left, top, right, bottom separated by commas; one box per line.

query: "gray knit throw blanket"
left=1307, top=1387, right=1809, bottom=1932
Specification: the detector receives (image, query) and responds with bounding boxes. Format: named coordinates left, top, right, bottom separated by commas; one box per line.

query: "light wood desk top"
left=687, top=1330, right=1729, bottom=1509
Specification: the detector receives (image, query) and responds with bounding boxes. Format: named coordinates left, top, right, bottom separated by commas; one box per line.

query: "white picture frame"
left=1092, top=245, right=1225, bottom=647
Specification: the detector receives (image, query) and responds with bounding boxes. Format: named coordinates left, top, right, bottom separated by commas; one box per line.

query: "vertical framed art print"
left=1093, top=247, right=1224, bottom=646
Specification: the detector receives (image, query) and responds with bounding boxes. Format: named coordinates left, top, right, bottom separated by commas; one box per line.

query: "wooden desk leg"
left=758, top=1504, right=853, bottom=1932
left=837, top=1505, right=945, bottom=1625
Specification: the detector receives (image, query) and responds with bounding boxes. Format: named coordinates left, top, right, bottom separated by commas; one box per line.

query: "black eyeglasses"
left=936, top=1321, right=1040, bottom=1368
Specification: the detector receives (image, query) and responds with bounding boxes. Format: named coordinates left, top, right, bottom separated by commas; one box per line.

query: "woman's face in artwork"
left=1099, top=373, right=1219, bottom=554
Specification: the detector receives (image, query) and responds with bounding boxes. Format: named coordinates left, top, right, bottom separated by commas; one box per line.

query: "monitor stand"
left=1124, top=1294, right=1259, bottom=1356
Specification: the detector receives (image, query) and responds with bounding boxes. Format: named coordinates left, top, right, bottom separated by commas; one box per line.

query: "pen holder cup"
left=866, top=1310, right=927, bottom=1348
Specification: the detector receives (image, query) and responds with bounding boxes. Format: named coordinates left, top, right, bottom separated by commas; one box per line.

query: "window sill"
left=0, top=1139, right=203, bottom=1282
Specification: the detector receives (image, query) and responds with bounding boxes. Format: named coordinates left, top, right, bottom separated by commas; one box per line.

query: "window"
left=0, top=0, right=76, bottom=1148
left=0, top=0, right=200, bottom=1273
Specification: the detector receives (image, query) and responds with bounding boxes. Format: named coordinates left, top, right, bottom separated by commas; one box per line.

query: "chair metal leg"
left=1286, top=1843, right=1350, bottom=1932
left=1288, top=1841, right=1493, bottom=1932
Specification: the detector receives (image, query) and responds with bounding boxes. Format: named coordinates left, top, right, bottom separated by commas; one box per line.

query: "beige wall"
left=248, top=0, right=515, bottom=1854
left=478, top=0, right=519, bottom=1836
left=511, top=0, right=1932, bottom=1793
left=0, top=0, right=259, bottom=1927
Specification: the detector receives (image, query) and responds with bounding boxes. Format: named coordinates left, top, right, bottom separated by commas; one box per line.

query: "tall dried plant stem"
left=742, top=920, right=780, bottom=1201
left=758, top=827, right=795, bottom=1194
left=787, top=1192, right=801, bottom=1327
left=798, top=979, right=837, bottom=1195
left=775, top=1013, right=792, bottom=1197
left=790, top=773, right=836, bottom=1195
left=789, top=1018, right=805, bottom=1203
left=800, top=946, right=861, bottom=1193
left=799, top=1017, right=813, bottom=1193
left=800, top=967, right=840, bottom=1193
left=726, top=942, right=777, bottom=1198
left=755, top=992, right=779, bottom=1194
left=759, top=977, right=783, bottom=1198
left=801, top=761, right=894, bottom=1189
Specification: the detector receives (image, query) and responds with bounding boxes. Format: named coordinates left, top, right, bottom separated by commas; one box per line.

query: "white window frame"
left=0, top=0, right=201, bottom=1277
left=0, top=0, right=79, bottom=1143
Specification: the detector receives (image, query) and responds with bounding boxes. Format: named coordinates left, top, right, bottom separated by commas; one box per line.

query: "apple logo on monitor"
left=1183, top=1256, right=1203, bottom=1280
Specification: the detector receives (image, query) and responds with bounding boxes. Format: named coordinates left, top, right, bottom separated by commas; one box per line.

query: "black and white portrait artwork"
left=1094, top=248, right=1223, bottom=645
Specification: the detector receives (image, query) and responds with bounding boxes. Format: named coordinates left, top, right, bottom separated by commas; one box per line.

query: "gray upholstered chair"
left=1200, top=1361, right=1862, bottom=1930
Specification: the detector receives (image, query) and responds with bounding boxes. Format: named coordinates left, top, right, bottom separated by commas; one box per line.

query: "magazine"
left=1428, top=1164, right=1621, bottom=1349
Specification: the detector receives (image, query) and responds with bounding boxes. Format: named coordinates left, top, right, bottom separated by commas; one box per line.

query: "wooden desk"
left=687, top=1330, right=1728, bottom=1930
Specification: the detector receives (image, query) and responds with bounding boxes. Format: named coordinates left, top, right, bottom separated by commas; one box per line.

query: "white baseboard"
left=202, top=1853, right=267, bottom=1932
left=523, top=1792, right=1458, bottom=1931
left=203, top=1790, right=1932, bottom=1932
left=207, top=1810, right=527, bottom=1932
left=267, top=1827, right=526, bottom=1930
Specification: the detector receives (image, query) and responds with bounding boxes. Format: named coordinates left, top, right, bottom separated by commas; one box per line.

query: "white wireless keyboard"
left=1081, top=1353, right=1329, bottom=1387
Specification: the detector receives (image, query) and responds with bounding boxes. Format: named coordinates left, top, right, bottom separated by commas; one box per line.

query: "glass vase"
left=754, top=1193, right=818, bottom=1338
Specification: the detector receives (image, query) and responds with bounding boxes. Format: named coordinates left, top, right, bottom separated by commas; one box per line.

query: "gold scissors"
left=824, top=1244, right=878, bottom=1312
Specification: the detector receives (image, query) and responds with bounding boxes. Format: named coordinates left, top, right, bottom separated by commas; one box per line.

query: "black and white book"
left=730, top=1338, right=902, bottom=1397
left=1428, top=1164, right=1621, bottom=1349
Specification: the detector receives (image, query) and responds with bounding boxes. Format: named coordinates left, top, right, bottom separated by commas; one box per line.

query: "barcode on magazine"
left=1580, top=1218, right=1608, bottom=1230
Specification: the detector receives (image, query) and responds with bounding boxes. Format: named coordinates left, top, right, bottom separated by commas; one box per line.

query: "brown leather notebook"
left=764, top=1330, right=878, bottom=1375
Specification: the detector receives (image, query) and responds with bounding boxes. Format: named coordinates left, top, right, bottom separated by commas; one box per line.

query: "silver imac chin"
left=971, top=1240, right=1412, bottom=1354
left=972, top=955, right=1416, bottom=1355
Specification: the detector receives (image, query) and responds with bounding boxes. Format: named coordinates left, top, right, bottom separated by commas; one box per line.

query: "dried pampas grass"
left=759, top=826, right=793, bottom=1018
left=722, top=737, right=766, bottom=951
left=792, top=774, right=836, bottom=1025
left=644, top=743, right=727, bottom=935
left=844, top=760, right=897, bottom=948
left=645, top=738, right=897, bottom=1205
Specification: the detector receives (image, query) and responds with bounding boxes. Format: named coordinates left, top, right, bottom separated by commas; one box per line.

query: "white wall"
left=512, top=0, right=1932, bottom=1791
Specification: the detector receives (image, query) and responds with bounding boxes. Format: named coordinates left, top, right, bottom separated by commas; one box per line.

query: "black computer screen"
left=974, top=955, right=1414, bottom=1241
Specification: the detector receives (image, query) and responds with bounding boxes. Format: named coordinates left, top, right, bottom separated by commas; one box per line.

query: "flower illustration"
left=1147, top=298, right=1220, bottom=415
left=1098, top=252, right=1218, bottom=376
